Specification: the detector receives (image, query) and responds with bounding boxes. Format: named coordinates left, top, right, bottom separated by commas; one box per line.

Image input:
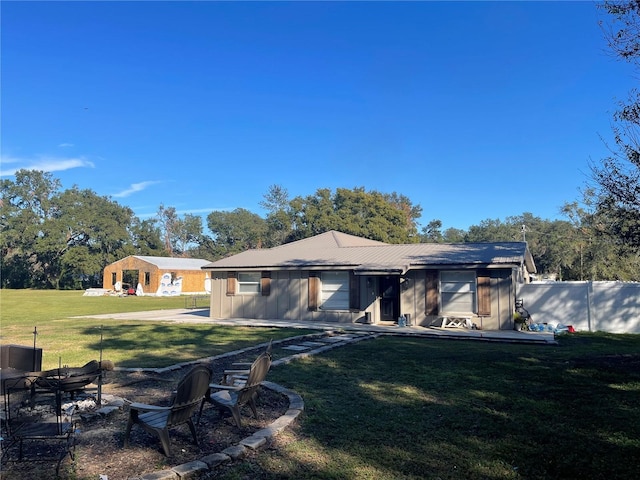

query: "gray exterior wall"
left=209, top=270, right=363, bottom=323
left=397, top=268, right=516, bottom=330
left=209, top=267, right=520, bottom=330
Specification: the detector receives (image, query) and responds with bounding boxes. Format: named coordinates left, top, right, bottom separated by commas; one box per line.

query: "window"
left=111, top=272, right=117, bottom=286
left=238, top=272, right=261, bottom=294
left=320, top=272, right=349, bottom=310
left=144, top=272, right=150, bottom=286
left=440, top=271, right=476, bottom=314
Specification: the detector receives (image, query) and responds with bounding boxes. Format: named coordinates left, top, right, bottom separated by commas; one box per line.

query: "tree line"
left=2, top=171, right=639, bottom=290
left=2, top=2, right=639, bottom=289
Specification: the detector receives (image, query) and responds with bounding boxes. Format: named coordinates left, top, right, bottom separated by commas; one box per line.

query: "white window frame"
left=440, top=270, right=476, bottom=314
left=320, top=271, right=349, bottom=310
left=238, top=272, right=261, bottom=294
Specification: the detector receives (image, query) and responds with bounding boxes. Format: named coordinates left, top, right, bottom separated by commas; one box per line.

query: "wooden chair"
left=123, top=364, right=212, bottom=456
left=1, top=374, right=77, bottom=476
left=221, top=339, right=272, bottom=386
left=199, top=351, right=271, bottom=428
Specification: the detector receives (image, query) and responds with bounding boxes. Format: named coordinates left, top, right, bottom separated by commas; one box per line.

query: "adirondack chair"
left=221, top=339, right=273, bottom=386
left=123, top=364, right=212, bottom=456
left=199, top=351, right=271, bottom=428
left=1, top=374, right=77, bottom=476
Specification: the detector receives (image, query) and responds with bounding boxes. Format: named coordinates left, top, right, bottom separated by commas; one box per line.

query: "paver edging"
left=131, top=331, right=379, bottom=479
left=132, top=380, right=303, bottom=479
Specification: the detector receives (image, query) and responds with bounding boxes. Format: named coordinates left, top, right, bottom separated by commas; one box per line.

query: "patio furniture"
left=1, top=374, right=77, bottom=476
left=31, top=360, right=103, bottom=406
left=0, top=343, right=43, bottom=395
left=439, top=316, right=472, bottom=328
left=123, top=364, right=212, bottom=456
left=199, top=351, right=271, bottom=428
left=0, top=344, right=43, bottom=372
left=221, top=339, right=273, bottom=386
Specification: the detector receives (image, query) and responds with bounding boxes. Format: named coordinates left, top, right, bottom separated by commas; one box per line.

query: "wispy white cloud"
left=0, top=155, right=94, bottom=177
left=112, top=181, right=161, bottom=198
left=58, top=143, right=75, bottom=148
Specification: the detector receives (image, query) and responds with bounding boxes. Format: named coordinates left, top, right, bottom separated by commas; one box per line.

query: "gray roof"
left=203, top=231, right=536, bottom=274
left=132, top=256, right=211, bottom=271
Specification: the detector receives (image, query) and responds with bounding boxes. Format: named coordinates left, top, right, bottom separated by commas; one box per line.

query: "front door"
left=379, top=276, right=399, bottom=322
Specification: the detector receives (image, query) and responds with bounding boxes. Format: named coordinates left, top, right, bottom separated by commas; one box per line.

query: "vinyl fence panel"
left=518, top=282, right=640, bottom=334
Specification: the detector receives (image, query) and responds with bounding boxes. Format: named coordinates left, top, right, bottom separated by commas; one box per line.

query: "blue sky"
left=1, top=1, right=635, bottom=233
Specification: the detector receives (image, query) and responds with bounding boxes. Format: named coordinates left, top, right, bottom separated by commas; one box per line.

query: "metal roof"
left=132, top=256, right=211, bottom=271
left=203, top=231, right=536, bottom=274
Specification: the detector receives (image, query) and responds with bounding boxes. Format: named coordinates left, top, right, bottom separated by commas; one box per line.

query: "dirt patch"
left=1, top=345, right=299, bottom=480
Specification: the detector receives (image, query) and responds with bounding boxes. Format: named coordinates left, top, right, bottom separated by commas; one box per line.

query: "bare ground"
left=0, top=345, right=297, bottom=480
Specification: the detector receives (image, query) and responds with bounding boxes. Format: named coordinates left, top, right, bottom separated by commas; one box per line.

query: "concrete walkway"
left=82, top=308, right=557, bottom=345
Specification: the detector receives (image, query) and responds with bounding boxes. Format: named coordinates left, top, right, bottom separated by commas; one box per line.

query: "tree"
left=174, top=214, right=203, bottom=256
left=420, top=219, right=444, bottom=243
left=156, top=205, right=179, bottom=255
left=288, top=187, right=421, bottom=243
left=466, top=218, right=522, bottom=243
left=289, top=188, right=337, bottom=240
left=154, top=206, right=204, bottom=257
left=260, top=184, right=293, bottom=247
left=591, top=1, right=640, bottom=246
left=51, top=187, right=136, bottom=288
left=1, top=170, right=61, bottom=288
left=205, top=208, right=267, bottom=257
left=561, top=190, right=640, bottom=281
left=442, top=227, right=467, bottom=243
left=130, top=218, right=165, bottom=256
left=461, top=212, right=599, bottom=280
left=1, top=170, right=137, bottom=288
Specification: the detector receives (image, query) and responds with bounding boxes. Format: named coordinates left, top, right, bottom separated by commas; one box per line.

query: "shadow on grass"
left=239, top=335, right=640, bottom=480
left=79, top=324, right=319, bottom=368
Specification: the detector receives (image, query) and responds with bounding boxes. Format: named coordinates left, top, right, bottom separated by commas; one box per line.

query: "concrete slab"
left=81, top=309, right=557, bottom=345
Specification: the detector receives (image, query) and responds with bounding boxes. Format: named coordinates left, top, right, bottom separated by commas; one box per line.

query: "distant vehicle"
left=122, top=283, right=137, bottom=296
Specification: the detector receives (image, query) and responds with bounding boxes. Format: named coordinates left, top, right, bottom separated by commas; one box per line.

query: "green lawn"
left=2, top=289, right=639, bottom=479
left=219, top=334, right=640, bottom=480
left=0, top=289, right=315, bottom=369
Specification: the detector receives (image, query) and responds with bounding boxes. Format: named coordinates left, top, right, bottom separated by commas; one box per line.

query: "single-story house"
left=202, top=230, right=536, bottom=330
left=103, top=256, right=211, bottom=296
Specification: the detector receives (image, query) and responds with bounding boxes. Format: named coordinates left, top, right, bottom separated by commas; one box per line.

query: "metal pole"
left=97, top=325, right=104, bottom=405
left=32, top=326, right=38, bottom=371
left=99, top=325, right=103, bottom=364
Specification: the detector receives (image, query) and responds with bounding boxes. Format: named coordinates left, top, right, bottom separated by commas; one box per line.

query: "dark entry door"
left=379, top=276, right=399, bottom=322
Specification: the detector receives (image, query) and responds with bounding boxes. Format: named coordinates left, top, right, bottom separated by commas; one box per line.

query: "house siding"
left=203, top=232, right=534, bottom=330
left=394, top=268, right=517, bottom=329
left=209, top=267, right=518, bottom=330
left=212, top=270, right=365, bottom=323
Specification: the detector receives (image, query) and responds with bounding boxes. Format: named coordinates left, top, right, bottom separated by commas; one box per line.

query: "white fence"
left=518, top=282, right=640, bottom=334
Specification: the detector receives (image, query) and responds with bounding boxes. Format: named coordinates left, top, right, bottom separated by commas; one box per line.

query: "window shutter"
left=227, top=272, right=237, bottom=296
left=308, top=273, right=319, bottom=311
left=477, top=271, right=491, bottom=316
left=349, top=271, right=360, bottom=310
left=261, top=271, right=271, bottom=296
left=425, top=270, right=439, bottom=316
